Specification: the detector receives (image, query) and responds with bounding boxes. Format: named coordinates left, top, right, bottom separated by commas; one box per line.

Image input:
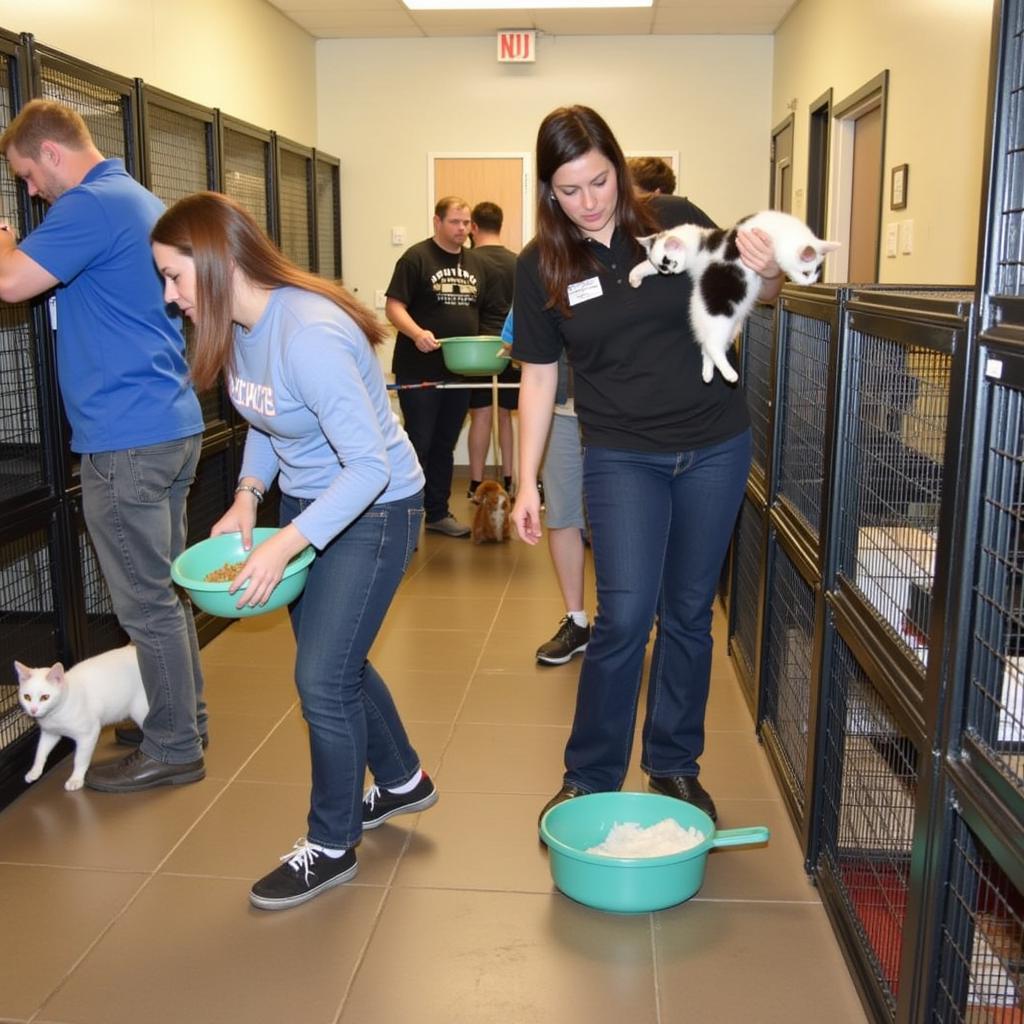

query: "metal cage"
left=728, top=493, right=766, bottom=710
left=275, top=136, right=314, bottom=272
left=818, top=626, right=919, bottom=1017
left=314, top=152, right=341, bottom=279
left=760, top=537, right=817, bottom=810
left=931, top=808, right=1023, bottom=1021
left=740, top=301, right=775, bottom=493
left=219, top=114, right=274, bottom=238
left=836, top=292, right=973, bottom=672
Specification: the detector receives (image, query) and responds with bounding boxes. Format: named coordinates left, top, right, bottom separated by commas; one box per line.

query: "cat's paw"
left=720, top=366, right=739, bottom=384
left=627, top=272, right=642, bottom=288
left=65, top=776, right=85, bottom=791
left=24, top=768, right=41, bottom=783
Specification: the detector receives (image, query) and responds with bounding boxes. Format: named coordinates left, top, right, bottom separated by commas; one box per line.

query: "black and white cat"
left=17, top=644, right=147, bottom=791
left=628, top=210, right=840, bottom=384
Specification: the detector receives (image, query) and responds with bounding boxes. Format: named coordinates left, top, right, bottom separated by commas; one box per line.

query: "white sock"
left=388, top=769, right=423, bottom=795
left=569, top=611, right=589, bottom=627
left=308, top=842, right=347, bottom=858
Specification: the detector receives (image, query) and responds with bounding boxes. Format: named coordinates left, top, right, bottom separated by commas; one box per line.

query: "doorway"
left=807, top=89, right=832, bottom=238
left=829, top=71, right=890, bottom=283
left=770, top=115, right=794, bottom=213
left=429, top=154, right=531, bottom=251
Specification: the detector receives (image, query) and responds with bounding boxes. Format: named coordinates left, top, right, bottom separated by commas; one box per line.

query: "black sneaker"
left=362, top=772, right=438, bottom=829
left=249, top=839, right=358, bottom=911
left=536, top=616, right=590, bottom=665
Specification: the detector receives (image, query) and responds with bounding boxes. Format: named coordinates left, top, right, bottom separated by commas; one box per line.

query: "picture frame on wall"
left=891, top=163, right=908, bottom=210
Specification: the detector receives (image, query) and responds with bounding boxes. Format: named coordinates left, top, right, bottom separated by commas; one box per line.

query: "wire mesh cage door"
left=759, top=532, right=819, bottom=817
left=28, top=40, right=139, bottom=177
left=817, top=623, right=921, bottom=1022
left=976, top=0, right=1024, bottom=319
left=275, top=137, right=314, bottom=272
left=314, top=152, right=341, bottom=280
left=963, top=353, right=1024, bottom=805
left=139, top=85, right=229, bottom=436
left=728, top=492, right=767, bottom=714
left=835, top=293, right=973, bottom=682
left=739, top=302, right=776, bottom=498
left=0, top=38, right=50, bottom=512
left=219, top=115, right=274, bottom=239
left=929, top=795, right=1023, bottom=1022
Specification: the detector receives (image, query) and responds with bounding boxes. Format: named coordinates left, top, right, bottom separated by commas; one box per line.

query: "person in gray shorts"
left=535, top=353, right=591, bottom=665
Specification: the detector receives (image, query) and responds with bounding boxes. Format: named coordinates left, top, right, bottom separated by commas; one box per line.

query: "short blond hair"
left=0, top=99, right=93, bottom=158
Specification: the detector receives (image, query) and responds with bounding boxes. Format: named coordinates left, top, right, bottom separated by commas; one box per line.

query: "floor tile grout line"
left=25, top=698, right=302, bottom=1022
left=649, top=913, right=663, bottom=1024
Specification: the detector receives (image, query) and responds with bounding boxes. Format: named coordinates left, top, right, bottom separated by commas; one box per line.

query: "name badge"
left=567, top=277, right=603, bottom=307
left=48, top=295, right=57, bottom=331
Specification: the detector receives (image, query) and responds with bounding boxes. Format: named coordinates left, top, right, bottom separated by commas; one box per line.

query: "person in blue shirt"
left=151, top=191, right=437, bottom=911
left=0, top=100, right=207, bottom=792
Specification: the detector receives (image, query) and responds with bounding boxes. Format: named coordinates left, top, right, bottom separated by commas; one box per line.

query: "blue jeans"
left=396, top=378, right=471, bottom=523
left=80, top=435, right=207, bottom=763
left=564, top=430, right=752, bottom=793
left=282, top=489, right=424, bottom=849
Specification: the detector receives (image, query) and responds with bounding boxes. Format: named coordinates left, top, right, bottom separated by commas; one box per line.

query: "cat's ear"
left=13, top=661, right=31, bottom=683
left=46, top=663, right=66, bottom=685
left=636, top=234, right=658, bottom=252
left=664, top=236, right=684, bottom=252
left=818, top=240, right=842, bottom=254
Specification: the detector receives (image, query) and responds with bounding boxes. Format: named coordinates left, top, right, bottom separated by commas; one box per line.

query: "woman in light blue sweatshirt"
left=152, top=192, right=438, bottom=911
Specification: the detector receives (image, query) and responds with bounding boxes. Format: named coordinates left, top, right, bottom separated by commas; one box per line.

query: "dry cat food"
left=586, top=819, right=705, bottom=858
left=204, top=561, right=247, bottom=583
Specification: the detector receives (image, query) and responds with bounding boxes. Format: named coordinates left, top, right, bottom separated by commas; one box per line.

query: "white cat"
left=16, top=644, right=148, bottom=792
left=628, top=210, right=840, bottom=384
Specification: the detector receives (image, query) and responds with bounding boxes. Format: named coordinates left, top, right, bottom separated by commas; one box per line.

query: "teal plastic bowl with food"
left=171, top=528, right=315, bottom=619
left=439, top=335, right=510, bottom=376
left=540, top=792, right=769, bottom=913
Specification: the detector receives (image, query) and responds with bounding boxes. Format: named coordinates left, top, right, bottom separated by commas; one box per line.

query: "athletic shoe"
left=425, top=516, right=470, bottom=537
left=249, top=839, right=357, bottom=911
left=362, top=773, right=438, bottom=829
left=536, top=616, right=590, bottom=665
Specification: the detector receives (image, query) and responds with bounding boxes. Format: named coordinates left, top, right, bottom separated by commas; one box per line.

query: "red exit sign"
left=497, top=30, right=536, bottom=63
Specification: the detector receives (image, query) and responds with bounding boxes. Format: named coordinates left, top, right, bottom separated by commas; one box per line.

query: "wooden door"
left=848, top=105, right=883, bottom=283
left=432, top=156, right=526, bottom=251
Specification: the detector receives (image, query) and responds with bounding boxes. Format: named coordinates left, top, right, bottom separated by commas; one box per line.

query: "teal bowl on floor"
left=539, top=792, right=769, bottom=914
left=171, top=528, right=315, bottom=619
left=439, top=336, right=510, bottom=376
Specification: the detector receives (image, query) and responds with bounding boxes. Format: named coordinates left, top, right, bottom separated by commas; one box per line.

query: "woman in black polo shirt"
left=512, top=105, right=784, bottom=825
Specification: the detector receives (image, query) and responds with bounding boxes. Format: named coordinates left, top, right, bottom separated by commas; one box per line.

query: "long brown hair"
left=151, top=191, right=385, bottom=391
left=535, top=106, right=659, bottom=316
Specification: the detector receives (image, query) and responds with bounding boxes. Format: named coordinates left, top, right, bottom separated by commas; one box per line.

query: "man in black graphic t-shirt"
left=386, top=196, right=502, bottom=537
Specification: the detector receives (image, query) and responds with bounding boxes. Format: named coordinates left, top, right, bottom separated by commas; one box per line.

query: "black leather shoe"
left=538, top=784, right=587, bottom=828
left=648, top=774, right=718, bottom=822
left=115, top=723, right=209, bottom=749
left=84, top=748, right=205, bottom=792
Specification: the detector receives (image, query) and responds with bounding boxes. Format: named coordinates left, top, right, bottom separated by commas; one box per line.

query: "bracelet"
left=235, top=483, right=264, bottom=504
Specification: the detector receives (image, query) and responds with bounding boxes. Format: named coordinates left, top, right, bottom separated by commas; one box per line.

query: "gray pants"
left=80, top=434, right=207, bottom=764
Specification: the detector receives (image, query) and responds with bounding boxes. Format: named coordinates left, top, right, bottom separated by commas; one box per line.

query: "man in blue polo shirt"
left=0, top=99, right=207, bottom=792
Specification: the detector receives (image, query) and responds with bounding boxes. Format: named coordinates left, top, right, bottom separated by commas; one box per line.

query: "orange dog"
left=471, top=480, right=511, bottom=544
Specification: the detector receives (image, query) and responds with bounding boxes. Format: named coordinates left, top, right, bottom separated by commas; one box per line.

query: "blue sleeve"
left=239, top=428, right=280, bottom=493
left=283, top=325, right=392, bottom=549
left=20, top=189, right=113, bottom=284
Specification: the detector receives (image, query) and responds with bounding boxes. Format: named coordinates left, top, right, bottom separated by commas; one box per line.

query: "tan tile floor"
left=0, top=488, right=868, bottom=1024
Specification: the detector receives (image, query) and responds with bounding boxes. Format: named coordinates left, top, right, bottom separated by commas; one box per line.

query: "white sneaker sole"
left=249, top=861, right=358, bottom=911
left=362, top=789, right=439, bottom=830
left=536, top=642, right=588, bottom=666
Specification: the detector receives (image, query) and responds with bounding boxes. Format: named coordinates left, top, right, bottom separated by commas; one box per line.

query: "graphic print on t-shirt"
left=431, top=265, right=478, bottom=307
left=228, top=375, right=276, bottom=417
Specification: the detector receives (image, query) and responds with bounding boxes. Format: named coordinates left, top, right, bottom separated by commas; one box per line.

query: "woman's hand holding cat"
left=737, top=227, right=784, bottom=302
left=229, top=524, right=310, bottom=608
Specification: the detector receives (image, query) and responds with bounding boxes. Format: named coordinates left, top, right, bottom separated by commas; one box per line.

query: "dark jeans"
left=563, top=430, right=752, bottom=793
left=80, top=435, right=207, bottom=764
left=282, top=490, right=424, bottom=849
left=396, top=378, right=470, bottom=522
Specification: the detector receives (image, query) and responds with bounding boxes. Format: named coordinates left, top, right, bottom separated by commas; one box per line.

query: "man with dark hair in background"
left=628, top=156, right=676, bottom=195
left=386, top=196, right=503, bottom=536
left=0, top=99, right=207, bottom=792
left=467, top=200, right=519, bottom=498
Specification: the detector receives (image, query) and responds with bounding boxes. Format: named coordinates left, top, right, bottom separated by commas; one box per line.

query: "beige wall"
left=317, top=34, right=774, bottom=312
left=0, top=0, right=318, bottom=143
left=773, top=0, right=993, bottom=284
